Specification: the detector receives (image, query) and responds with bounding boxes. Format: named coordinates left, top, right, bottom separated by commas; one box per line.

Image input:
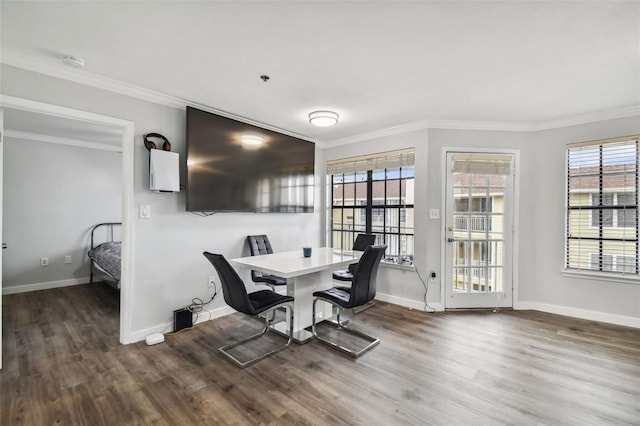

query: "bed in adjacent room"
left=87, top=222, right=122, bottom=290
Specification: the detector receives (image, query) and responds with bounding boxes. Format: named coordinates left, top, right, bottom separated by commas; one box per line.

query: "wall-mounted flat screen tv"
left=186, top=107, right=315, bottom=212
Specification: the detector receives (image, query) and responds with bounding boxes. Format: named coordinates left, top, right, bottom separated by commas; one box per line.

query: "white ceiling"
left=1, top=1, right=638, bottom=145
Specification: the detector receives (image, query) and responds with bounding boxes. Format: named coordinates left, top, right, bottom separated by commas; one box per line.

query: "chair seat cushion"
left=255, top=274, right=287, bottom=286
left=248, top=290, right=294, bottom=314
left=313, top=287, right=351, bottom=308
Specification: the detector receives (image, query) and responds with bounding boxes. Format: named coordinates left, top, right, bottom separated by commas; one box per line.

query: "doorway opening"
left=0, top=96, right=134, bottom=369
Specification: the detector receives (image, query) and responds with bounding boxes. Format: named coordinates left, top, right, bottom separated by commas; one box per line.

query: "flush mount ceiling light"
left=61, top=55, right=85, bottom=69
left=308, top=110, right=339, bottom=127
left=240, top=135, right=264, bottom=146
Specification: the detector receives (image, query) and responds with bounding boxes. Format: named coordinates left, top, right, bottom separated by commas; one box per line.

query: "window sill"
left=381, top=259, right=415, bottom=271
left=561, top=269, right=640, bottom=285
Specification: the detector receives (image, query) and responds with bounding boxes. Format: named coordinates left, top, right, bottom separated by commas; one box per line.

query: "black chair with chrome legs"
left=312, top=244, right=387, bottom=358
left=332, top=233, right=377, bottom=313
left=332, top=233, right=376, bottom=281
left=203, top=252, right=294, bottom=368
left=247, top=235, right=287, bottom=290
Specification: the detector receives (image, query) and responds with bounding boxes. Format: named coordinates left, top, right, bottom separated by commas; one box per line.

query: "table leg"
left=271, top=269, right=333, bottom=343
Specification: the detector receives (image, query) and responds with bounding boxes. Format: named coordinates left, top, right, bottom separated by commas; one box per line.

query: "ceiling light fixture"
left=309, top=110, right=339, bottom=127
left=240, top=135, right=264, bottom=146
left=61, top=55, right=85, bottom=69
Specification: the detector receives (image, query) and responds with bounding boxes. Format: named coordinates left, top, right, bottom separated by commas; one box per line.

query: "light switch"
left=140, top=205, right=151, bottom=219
left=429, top=209, right=440, bottom=219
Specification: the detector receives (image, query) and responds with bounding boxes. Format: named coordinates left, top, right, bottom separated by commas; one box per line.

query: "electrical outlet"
left=40, top=257, right=49, bottom=267
left=208, top=276, right=216, bottom=288
left=65, top=255, right=72, bottom=264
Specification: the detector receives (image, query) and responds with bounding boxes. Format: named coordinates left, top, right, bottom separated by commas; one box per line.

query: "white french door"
left=444, top=151, right=515, bottom=309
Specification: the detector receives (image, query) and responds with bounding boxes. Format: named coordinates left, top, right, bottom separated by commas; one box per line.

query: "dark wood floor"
left=1, top=284, right=639, bottom=425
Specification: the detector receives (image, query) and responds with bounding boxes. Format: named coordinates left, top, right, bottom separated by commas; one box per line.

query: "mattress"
left=88, top=241, right=121, bottom=281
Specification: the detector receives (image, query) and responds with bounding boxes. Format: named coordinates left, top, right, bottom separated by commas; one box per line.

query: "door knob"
left=447, top=237, right=456, bottom=243
left=2, top=243, right=7, bottom=249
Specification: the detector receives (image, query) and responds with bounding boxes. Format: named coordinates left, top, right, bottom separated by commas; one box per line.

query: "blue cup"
left=303, top=246, right=312, bottom=257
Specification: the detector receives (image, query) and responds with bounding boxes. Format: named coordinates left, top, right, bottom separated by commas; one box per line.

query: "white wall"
left=326, top=119, right=640, bottom=324
left=525, top=118, right=640, bottom=321
left=1, top=64, right=324, bottom=339
left=2, top=63, right=637, bottom=336
left=324, top=129, right=434, bottom=308
left=2, top=137, right=122, bottom=289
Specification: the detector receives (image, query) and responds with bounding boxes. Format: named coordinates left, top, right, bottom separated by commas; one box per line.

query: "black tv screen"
left=186, top=107, right=315, bottom=212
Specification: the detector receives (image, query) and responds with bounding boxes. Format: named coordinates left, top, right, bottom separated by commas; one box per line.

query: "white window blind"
left=451, top=154, right=512, bottom=175
left=566, top=135, right=639, bottom=276
left=326, top=148, right=415, bottom=175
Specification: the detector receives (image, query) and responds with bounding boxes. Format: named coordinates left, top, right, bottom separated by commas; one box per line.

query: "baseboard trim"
left=129, top=305, right=236, bottom=344
left=516, top=301, right=640, bottom=328
left=2, top=277, right=90, bottom=295
left=122, top=297, right=640, bottom=344
left=375, top=292, right=444, bottom=312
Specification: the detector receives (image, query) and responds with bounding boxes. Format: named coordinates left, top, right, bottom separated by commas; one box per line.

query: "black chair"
left=333, top=233, right=377, bottom=313
left=332, top=233, right=377, bottom=281
left=246, top=235, right=287, bottom=290
left=312, top=244, right=387, bottom=358
left=203, top=252, right=294, bottom=368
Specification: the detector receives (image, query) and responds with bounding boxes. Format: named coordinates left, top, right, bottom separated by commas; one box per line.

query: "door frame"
left=439, top=147, right=520, bottom=310
left=0, top=95, right=136, bottom=350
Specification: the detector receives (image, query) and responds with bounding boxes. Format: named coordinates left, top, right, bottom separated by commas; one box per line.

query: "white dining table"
left=229, top=247, right=361, bottom=343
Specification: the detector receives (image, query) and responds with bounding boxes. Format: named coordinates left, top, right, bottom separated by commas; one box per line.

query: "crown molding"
left=2, top=49, right=186, bottom=109
left=326, top=120, right=433, bottom=147
left=326, top=119, right=535, bottom=147
left=4, top=129, right=122, bottom=152
left=530, top=105, right=640, bottom=132
left=3, top=49, right=638, bottom=149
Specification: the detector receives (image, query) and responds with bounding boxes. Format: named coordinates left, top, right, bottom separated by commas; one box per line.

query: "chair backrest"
left=349, top=244, right=387, bottom=308
left=203, top=252, right=256, bottom=316
left=353, top=234, right=376, bottom=251
left=247, top=235, right=275, bottom=281
left=247, top=235, right=274, bottom=256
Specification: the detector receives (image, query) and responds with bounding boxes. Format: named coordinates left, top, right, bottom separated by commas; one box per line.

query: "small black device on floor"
left=173, top=308, right=192, bottom=332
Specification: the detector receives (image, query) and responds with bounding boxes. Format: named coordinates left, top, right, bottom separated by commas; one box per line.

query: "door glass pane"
left=489, top=241, right=503, bottom=266
left=452, top=267, right=469, bottom=292
left=451, top=171, right=506, bottom=295
left=454, top=241, right=467, bottom=266
left=491, top=267, right=503, bottom=292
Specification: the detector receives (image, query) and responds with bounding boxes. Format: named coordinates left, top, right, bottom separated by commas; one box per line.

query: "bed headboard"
left=90, top=222, right=122, bottom=249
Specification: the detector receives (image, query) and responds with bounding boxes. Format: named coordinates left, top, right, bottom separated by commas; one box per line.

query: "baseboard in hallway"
left=2, top=277, right=90, bottom=295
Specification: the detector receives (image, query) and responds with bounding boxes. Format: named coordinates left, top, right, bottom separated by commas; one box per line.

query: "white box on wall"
left=150, top=149, right=180, bottom=192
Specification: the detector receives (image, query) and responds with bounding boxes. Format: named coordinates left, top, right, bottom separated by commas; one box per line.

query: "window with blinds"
left=327, top=149, right=415, bottom=261
left=566, top=135, right=640, bottom=276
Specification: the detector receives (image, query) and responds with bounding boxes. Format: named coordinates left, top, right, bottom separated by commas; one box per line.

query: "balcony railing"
left=454, top=259, right=491, bottom=279
left=455, top=215, right=490, bottom=232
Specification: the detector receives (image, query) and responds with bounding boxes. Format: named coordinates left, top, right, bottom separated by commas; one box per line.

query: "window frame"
left=565, top=135, right=640, bottom=281
left=330, top=167, right=415, bottom=261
